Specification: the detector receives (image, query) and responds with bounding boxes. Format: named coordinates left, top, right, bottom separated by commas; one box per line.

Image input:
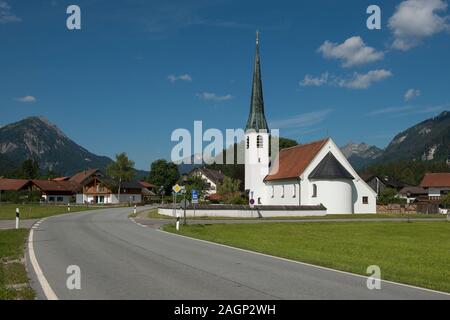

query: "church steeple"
left=245, top=31, right=269, bottom=132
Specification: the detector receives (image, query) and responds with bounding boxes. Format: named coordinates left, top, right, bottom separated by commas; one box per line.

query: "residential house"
left=190, top=167, right=225, bottom=196
left=31, top=180, right=78, bottom=203
left=420, top=173, right=450, bottom=201
left=398, top=186, right=427, bottom=204
left=361, top=174, right=409, bottom=195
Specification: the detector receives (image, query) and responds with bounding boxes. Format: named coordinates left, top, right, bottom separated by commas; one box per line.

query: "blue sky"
left=1, top=0, right=449, bottom=170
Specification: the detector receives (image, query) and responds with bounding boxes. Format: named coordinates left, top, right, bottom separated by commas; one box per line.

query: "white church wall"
left=158, top=207, right=326, bottom=218
left=299, top=139, right=376, bottom=214
left=309, top=179, right=353, bottom=214
left=264, top=181, right=300, bottom=206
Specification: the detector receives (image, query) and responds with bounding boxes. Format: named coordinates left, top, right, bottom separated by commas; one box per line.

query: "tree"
left=19, top=158, right=40, bottom=179
left=378, top=187, right=406, bottom=205
left=147, top=159, right=180, bottom=194
left=217, top=176, right=243, bottom=204
left=107, top=153, right=135, bottom=201
left=181, top=175, right=208, bottom=200
left=441, top=193, right=450, bottom=208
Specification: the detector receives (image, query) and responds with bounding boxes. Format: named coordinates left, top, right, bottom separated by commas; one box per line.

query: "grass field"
left=0, top=229, right=35, bottom=300
left=164, top=221, right=450, bottom=293
left=0, top=204, right=101, bottom=220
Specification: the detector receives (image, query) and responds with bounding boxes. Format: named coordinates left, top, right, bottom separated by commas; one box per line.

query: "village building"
left=397, top=186, right=427, bottom=204
left=361, top=174, right=409, bottom=195
left=190, top=167, right=225, bottom=196
left=31, top=180, right=77, bottom=203
left=244, top=33, right=376, bottom=214
left=420, top=173, right=450, bottom=201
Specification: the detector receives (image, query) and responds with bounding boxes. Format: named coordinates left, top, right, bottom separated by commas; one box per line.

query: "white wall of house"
left=42, top=194, right=71, bottom=204
left=194, top=172, right=217, bottom=195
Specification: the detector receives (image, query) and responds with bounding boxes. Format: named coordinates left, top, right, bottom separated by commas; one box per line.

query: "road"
left=27, top=207, right=449, bottom=300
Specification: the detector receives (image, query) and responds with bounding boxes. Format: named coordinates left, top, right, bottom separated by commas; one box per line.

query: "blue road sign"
left=192, top=190, right=199, bottom=204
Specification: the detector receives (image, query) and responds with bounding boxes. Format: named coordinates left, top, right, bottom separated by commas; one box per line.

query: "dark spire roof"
left=308, top=152, right=354, bottom=180
left=245, top=31, right=269, bottom=132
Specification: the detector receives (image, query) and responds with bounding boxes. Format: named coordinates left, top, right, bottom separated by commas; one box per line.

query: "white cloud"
left=389, top=0, right=450, bottom=50
left=366, top=104, right=447, bottom=117
left=299, top=72, right=329, bottom=87
left=336, top=69, right=393, bottom=89
left=0, top=1, right=21, bottom=23
left=404, top=88, right=421, bottom=101
left=197, top=92, right=234, bottom=102
left=14, top=96, right=36, bottom=103
left=270, top=109, right=333, bottom=129
left=168, top=74, right=192, bottom=83
left=317, top=36, right=384, bottom=67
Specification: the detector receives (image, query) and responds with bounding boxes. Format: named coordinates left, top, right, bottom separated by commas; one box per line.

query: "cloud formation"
left=14, top=96, right=37, bottom=103
left=336, top=70, right=393, bottom=89
left=318, top=36, right=384, bottom=67
left=299, top=72, right=329, bottom=87
left=389, top=0, right=449, bottom=50
left=168, top=74, right=192, bottom=83
left=270, top=109, right=332, bottom=129
left=404, top=88, right=421, bottom=101
left=197, top=92, right=234, bottom=102
left=0, top=0, right=21, bottom=23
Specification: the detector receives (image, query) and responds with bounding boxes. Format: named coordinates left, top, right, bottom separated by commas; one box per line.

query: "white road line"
left=28, top=229, right=59, bottom=300
left=158, top=228, right=450, bottom=297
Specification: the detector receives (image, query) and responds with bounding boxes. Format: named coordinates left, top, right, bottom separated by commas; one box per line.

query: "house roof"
left=363, top=175, right=409, bottom=189
left=264, top=139, right=329, bottom=182
left=420, top=173, right=450, bottom=188
left=0, top=178, right=31, bottom=191
left=53, top=176, right=70, bottom=181
left=69, top=168, right=100, bottom=184
left=194, top=168, right=225, bottom=184
left=31, top=180, right=78, bottom=192
left=308, top=152, right=354, bottom=180
left=139, top=181, right=156, bottom=189
left=398, top=186, right=427, bottom=195
left=121, top=181, right=144, bottom=189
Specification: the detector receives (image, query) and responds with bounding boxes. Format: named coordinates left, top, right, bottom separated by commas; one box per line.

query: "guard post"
left=15, top=208, right=20, bottom=229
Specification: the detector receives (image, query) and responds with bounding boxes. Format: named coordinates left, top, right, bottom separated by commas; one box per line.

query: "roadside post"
left=191, top=190, right=199, bottom=217
left=249, top=198, right=255, bottom=218
left=134, top=204, right=137, bottom=215
left=172, top=184, right=182, bottom=220
left=68, top=203, right=70, bottom=212
left=16, top=208, right=20, bottom=229
left=181, top=186, right=187, bottom=225
left=176, top=215, right=180, bottom=231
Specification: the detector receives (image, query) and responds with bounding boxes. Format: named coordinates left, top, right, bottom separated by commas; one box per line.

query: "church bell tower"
left=244, top=31, right=270, bottom=205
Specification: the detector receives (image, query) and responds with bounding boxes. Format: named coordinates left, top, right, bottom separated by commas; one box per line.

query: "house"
left=31, top=180, right=78, bottom=203
left=361, top=174, right=409, bottom=195
left=244, top=32, right=376, bottom=214
left=190, top=167, right=225, bottom=195
left=420, top=173, right=450, bottom=201
left=398, top=186, right=427, bottom=204
left=0, top=178, right=32, bottom=202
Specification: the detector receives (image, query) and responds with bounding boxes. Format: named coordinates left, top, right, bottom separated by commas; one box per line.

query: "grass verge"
left=0, top=229, right=35, bottom=300
left=0, top=204, right=102, bottom=220
left=164, top=221, right=450, bottom=293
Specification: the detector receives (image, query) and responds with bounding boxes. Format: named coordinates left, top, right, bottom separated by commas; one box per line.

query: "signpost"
left=249, top=198, right=255, bottom=218
left=15, top=208, right=20, bottom=229
left=192, top=190, right=198, bottom=217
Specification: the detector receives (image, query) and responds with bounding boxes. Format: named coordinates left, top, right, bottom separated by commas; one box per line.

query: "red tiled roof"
left=32, top=180, right=79, bottom=192
left=0, top=179, right=31, bottom=191
left=264, top=139, right=329, bottom=182
left=69, top=169, right=100, bottom=184
left=139, top=181, right=156, bottom=189
left=420, top=173, right=450, bottom=188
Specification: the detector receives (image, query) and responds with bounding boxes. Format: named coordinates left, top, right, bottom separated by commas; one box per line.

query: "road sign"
left=249, top=198, right=255, bottom=208
left=180, top=199, right=190, bottom=209
left=192, top=190, right=199, bottom=204
left=172, top=184, right=182, bottom=194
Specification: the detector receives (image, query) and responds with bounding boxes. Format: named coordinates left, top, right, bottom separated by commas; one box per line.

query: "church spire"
left=245, top=31, right=269, bottom=132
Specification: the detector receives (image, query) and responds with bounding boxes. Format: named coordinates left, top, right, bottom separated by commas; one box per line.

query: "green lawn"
left=0, top=229, right=35, bottom=300
left=0, top=204, right=101, bottom=220
left=164, top=221, right=450, bottom=293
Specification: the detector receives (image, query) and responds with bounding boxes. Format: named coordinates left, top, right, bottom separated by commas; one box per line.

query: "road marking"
left=158, top=228, right=450, bottom=297
left=28, top=229, right=59, bottom=300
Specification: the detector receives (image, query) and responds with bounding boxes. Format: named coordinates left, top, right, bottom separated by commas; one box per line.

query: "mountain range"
left=0, top=112, right=449, bottom=176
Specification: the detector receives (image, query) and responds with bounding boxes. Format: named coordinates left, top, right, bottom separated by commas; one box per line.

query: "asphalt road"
left=27, top=207, right=449, bottom=300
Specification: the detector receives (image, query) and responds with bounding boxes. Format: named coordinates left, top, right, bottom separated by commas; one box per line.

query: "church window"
left=363, top=196, right=368, bottom=204
left=258, top=197, right=261, bottom=204
left=246, top=136, right=250, bottom=149
left=312, top=184, right=317, bottom=198
left=281, top=185, right=285, bottom=198
left=271, top=186, right=274, bottom=198
left=293, top=184, right=296, bottom=198
left=257, top=135, right=263, bottom=148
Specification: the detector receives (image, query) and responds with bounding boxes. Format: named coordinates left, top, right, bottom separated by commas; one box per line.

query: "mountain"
left=0, top=117, right=114, bottom=176
left=381, top=111, right=450, bottom=163
left=341, top=142, right=383, bottom=169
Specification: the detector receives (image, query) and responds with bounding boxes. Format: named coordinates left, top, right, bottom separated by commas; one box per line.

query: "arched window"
left=312, top=184, right=317, bottom=198
left=257, top=135, right=263, bottom=148
left=281, top=185, right=285, bottom=198
left=246, top=136, right=250, bottom=149
left=293, top=184, right=296, bottom=198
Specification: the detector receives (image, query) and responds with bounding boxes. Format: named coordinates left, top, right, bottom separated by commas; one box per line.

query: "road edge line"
left=28, top=227, right=59, bottom=300
left=157, top=228, right=450, bottom=297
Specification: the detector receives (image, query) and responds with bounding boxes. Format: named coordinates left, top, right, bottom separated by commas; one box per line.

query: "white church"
left=244, top=33, right=376, bottom=214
